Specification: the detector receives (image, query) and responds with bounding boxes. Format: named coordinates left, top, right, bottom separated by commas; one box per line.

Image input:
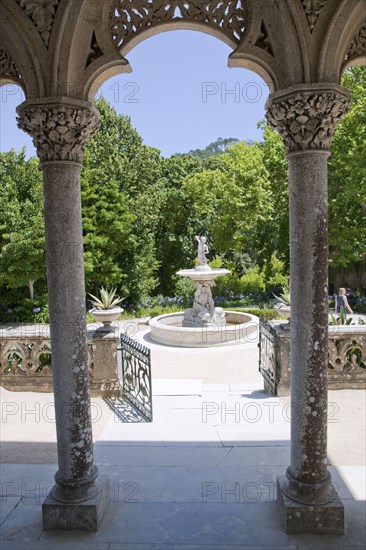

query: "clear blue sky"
left=0, top=31, right=269, bottom=158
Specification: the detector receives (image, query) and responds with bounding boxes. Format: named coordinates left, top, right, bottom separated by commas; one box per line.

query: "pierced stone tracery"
left=0, top=47, right=22, bottom=81
left=110, top=0, right=247, bottom=50
left=345, top=24, right=366, bottom=63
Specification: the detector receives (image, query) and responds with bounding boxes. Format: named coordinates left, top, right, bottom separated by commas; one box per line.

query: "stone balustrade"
left=0, top=324, right=121, bottom=396
left=259, top=320, right=366, bottom=396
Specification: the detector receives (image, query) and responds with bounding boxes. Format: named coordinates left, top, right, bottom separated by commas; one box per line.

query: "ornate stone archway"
left=0, top=0, right=365, bottom=535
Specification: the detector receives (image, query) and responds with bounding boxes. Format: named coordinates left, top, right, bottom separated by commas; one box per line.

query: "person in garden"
left=335, top=287, right=353, bottom=317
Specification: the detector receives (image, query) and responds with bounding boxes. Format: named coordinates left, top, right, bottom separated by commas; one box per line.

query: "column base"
left=42, top=475, right=109, bottom=531
left=277, top=477, right=344, bottom=534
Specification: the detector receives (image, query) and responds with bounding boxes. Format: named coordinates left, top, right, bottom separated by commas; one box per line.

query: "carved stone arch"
left=229, top=0, right=304, bottom=91
left=318, top=0, right=366, bottom=83
left=60, top=0, right=280, bottom=101
left=52, top=0, right=130, bottom=101
left=283, top=0, right=339, bottom=84
left=0, top=5, right=44, bottom=99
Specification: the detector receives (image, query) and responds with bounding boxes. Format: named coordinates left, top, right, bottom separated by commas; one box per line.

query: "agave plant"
left=329, top=307, right=365, bottom=326
left=89, top=286, right=125, bottom=310
left=273, top=285, right=291, bottom=306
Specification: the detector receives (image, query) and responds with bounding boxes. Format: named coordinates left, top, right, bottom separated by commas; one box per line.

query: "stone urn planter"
left=90, top=307, right=123, bottom=331
left=89, top=286, right=125, bottom=332
left=274, top=285, right=291, bottom=319
left=275, top=304, right=291, bottom=319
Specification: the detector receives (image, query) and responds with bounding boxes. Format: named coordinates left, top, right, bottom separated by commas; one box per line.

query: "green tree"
left=83, top=98, right=165, bottom=303
left=154, top=154, right=205, bottom=294
left=0, top=150, right=45, bottom=300
left=176, top=137, right=241, bottom=158
left=183, top=141, right=273, bottom=260
left=328, top=66, right=366, bottom=275
left=81, top=168, right=135, bottom=293
left=257, top=121, right=289, bottom=267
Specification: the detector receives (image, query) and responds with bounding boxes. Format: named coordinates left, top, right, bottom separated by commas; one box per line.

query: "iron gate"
left=119, top=332, right=153, bottom=422
left=258, top=320, right=278, bottom=394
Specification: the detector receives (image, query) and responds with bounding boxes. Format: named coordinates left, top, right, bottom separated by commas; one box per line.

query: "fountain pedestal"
left=177, top=266, right=230, bottom=328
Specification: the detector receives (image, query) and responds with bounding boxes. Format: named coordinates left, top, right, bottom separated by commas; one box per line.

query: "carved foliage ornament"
left=17, top=104, right=100, bottom=164
left=301, top=0, right=327, bottom=32
left=266, top=90, right=350, bottom=154
left=0, top=48, right=22, bottom=81
left=17, top=0, right=60, bottom=47
left=346, top=25, right=366, bottom=62
left=110, top=0, right=247, bottom=50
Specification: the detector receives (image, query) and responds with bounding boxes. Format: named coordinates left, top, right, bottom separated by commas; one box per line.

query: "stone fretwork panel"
left=110, top=0, right=247, bottom=50
left=0, top=47, right=22, bottom=81
left=17, top=101, right=100, bottom=164
left=301, top=0, right=327, bottom=32
left=17, top=0, right=60, bottom=47
left=266, top=87, right=350, bottom=154
left=346, top=24, right=366, bottom=63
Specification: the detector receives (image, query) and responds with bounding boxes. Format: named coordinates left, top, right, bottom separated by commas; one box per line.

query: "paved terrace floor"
left=0, top=322, right=365, bottom=550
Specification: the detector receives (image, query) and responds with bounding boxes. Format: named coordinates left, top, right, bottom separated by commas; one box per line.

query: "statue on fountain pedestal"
left=195, top=235, right=211, bottom=271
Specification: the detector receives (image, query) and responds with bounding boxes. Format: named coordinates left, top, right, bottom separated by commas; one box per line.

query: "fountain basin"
left=176, top=267, right=230, bottom=280
left=149, top=311, right=258, bottom=347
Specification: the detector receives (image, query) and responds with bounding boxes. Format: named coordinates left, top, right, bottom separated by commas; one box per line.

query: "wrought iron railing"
left=119, top=333, right=153, bottom=422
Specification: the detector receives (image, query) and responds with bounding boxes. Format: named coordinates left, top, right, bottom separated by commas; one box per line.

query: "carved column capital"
left=266, top=85, right=350, bottom=156
left=16, top=99, right=100, bottom=165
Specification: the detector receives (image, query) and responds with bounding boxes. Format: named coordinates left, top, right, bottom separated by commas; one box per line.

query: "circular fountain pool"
left=149, top=311, right=258, bottom=347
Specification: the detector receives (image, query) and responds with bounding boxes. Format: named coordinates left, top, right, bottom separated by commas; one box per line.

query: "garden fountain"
left=149, top=237, right=258, bottom=347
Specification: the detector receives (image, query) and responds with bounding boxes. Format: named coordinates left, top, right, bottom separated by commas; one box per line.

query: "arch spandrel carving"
left=317, top=0, right=366, bottom=83
left=344, top=24, right=366, bottom=67
left=0, top=47, right=23, bottom=85
left=301, top=0, right=328, bottom=33
left=109, top=0, right=248, bottom=53
left=16, top=0, right=61, bottom=48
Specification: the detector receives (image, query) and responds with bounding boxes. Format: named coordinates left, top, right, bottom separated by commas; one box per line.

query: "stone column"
left=17, top=98, right=108, bottom=530
left=266, top=84, right=350, bottom=534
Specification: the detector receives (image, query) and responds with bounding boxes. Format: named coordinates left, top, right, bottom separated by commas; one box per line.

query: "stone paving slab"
left=97, top=421, right=224, bottom=446
left=0, top=544, right=110, bottom=550
left=0, top=463, right=360, bottom=507
left=94, top=445, right=232, bottom=467
left=0, top=497, right=21, bottom=527
left=0, top=495, right=365, bottom=548
left=36, top=500, right=365, bottom=548
left=216, top=446, right=291, bottom=467
left=153, top=379, right=203, bottom=396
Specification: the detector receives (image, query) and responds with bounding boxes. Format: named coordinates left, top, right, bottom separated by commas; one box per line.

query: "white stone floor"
left=0, top=329, right=365, bottom=550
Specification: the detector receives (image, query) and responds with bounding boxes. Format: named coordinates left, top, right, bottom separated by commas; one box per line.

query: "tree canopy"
left=1, top=66, right=365, bottom=317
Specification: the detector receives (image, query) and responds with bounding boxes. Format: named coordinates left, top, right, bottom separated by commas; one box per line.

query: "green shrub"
left=0, top=297, right=49, bottom=323
left=239, top=267, right=266, bottom=295
left=230, top=307, right=286, bottom=321
left=263, top=254, right=289, bottom=292
left=174, top=276, right=194, bottom=303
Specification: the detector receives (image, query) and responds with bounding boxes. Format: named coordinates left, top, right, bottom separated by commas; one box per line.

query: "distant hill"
left=174, top=137, right=254, bottom=158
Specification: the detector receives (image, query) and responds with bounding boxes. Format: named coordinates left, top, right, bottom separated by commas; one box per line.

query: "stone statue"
left=196, top=235, right=209, bottom=267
